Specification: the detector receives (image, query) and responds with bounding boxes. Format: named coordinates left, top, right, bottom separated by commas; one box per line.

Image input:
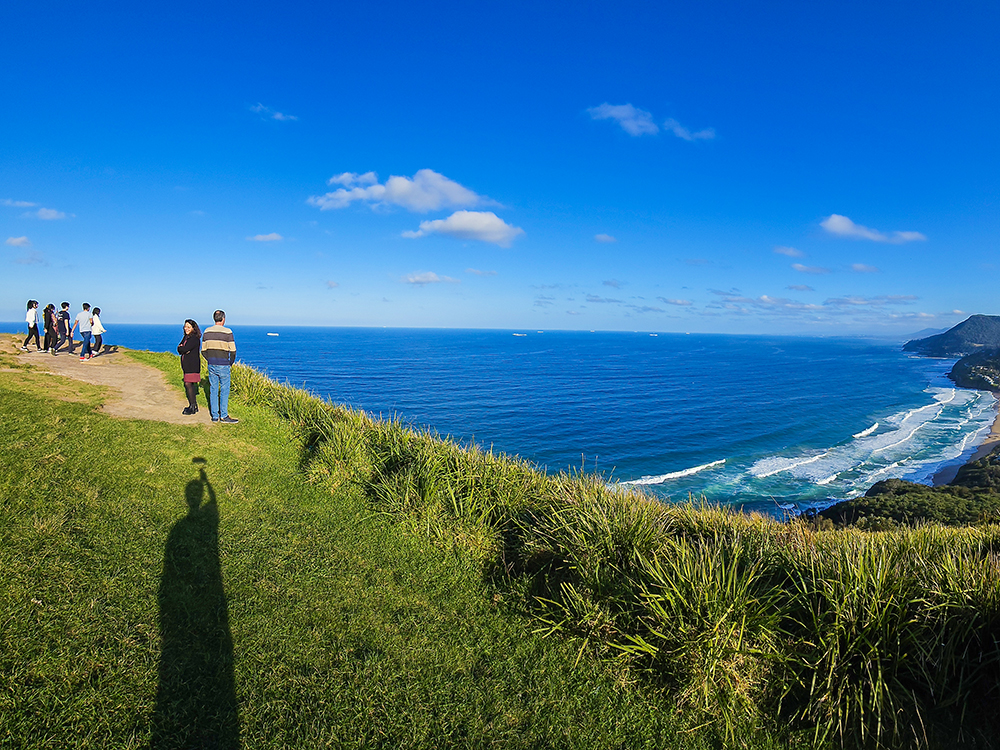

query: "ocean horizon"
left=4, top=321, right=995, bottom=516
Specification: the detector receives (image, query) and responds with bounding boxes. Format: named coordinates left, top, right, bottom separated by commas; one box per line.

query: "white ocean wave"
left=852, top=422, right=878, bottom=439
left=621, top=459, right=726, bottom=485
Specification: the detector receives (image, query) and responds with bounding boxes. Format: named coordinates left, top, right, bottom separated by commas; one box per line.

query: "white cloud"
left=403, top=271, right=460, bottom=286
left=774, top=246, right=804, bottom=257
left=326, top=280, right=339, bottom=289
left=308, top=169, right=483, bottom=213
left=35, top=208, right=67, bottom=220
left=327, top=172, right=378, bottom=187
left=792, top=263, right=830, bottom=274
left=251, top=103, right=298, bottom=121
left=5, top=236, right=30, bottom=247
left=603, top=279, right=622, bottom=288
left=2, top=199, right=37, bottom=208
left=820, top=214, right=926, bottom=243
left=466, top=268, right=498, bottom=276
left=851, top=263, right=880, bottom=273
left=402, top=210, right=524, bottom=247
left=657, top=297, right=692, bottom=306
left=663, top=117, right=715, bottom=141
left=595, top=233, right=617, bottom=243
left=247, top=233, right=283, bottom=242
left=587, top=103, right=659, bottom=136
left=566, top=310, right=582, bottom=315
left=787, top=284, right=814, bottom=292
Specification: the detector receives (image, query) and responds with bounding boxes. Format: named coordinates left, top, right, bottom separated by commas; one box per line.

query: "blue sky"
left=2, top=1, right=997, bottom=333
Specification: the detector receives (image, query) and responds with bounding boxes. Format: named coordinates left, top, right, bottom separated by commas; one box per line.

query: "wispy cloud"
left=774, top=246, right=804, bottom=257
left=308, top=169, right=485, bottom=213
left=821, top=214, right=926, bottom=244
left=14, top=250, right=45, bottom=265
left=824, top=295, right=917, bottom=307
left=587, top=103, right=658, bottom=136
left=588, top=104, right=715, bottom=141
left=250, top=103, right=298, bottom=121
left=402, top=210, right=524, bottom=247
left=247, top=233, right=283, bottom=242
left=466, top=268, right=498, bottom=276
left=852, top=263, right=880, bottom=273
left=603, top=279, right=622, bottom=289
left=566, top=310, right=582, bottom=315
left=534, top=295, right=556, bottom=308
left=5, top=236, right=30, bottom=247
left=326, top=280, right=339, bottom=289
left=792, top=263, right=830, bottom=274
left=403, top=271, right=460, bottom=286
left=32, top=208, right=67, bottom=220
left=586, top=294, right=623, bottom=304
left=657, top=297, right=693, bottom=306
left=787, top=284, right=814, bottom=292
left=595, top=233, right=617, bottom=243
left=663, top=117, right=715, bottom=141
left=2, top=199, right=37, bottom=208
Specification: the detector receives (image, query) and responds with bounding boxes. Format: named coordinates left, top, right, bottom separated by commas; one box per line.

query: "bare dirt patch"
left=3, top=336, right=212, bottom=426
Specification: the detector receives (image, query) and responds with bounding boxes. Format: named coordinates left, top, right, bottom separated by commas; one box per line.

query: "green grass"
left=4, top=345, right=1000, bottom=748
left=0, top=348, right=756, bottom=749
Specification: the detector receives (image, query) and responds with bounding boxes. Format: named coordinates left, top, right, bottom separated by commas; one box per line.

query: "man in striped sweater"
left=201, top=310, right=239, bottom=424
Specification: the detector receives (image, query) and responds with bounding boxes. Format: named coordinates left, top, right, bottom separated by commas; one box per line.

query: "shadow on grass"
left=151, top=459, right=240, bottom=749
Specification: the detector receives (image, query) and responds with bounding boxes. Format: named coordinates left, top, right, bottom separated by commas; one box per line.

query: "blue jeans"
left=207, top=364, right=231, bottom=420
left=80, top=331, right=92, bottom=358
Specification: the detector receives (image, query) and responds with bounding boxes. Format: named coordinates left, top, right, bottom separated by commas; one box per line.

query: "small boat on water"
left=267, top=333, right=279, bottom=337
left=513, top=333, right=527, bottom=337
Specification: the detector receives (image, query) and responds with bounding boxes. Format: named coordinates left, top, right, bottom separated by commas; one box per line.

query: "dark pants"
left=43, top=327, right=57, bottom=351
left=55, top=329, right=69, bottom=352
left=79, top=331, right=92, bottom=358
left=93, top=334, right=103, bottom=355
left=23, top=325, right=40, bottom=349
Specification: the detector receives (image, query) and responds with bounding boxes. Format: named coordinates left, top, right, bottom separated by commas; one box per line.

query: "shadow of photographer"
left=151, top=458, right=240, bottom=749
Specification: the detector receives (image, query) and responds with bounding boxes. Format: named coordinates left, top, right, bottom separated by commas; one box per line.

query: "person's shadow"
left=150, top=460, right=240, bottom=749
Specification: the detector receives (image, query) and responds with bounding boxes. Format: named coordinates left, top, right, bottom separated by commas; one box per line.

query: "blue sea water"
left=4, top=322, right=996, bottom=515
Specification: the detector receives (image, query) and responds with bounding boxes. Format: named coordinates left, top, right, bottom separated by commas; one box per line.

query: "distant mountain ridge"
left=903, top=314, right=1000, bottom=357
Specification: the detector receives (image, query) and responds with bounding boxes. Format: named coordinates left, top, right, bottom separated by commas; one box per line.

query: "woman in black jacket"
left=177, top=319, right=202, bottom=415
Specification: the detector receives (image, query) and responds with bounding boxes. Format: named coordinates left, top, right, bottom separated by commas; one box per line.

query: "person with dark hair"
left=54, top=302, right=71, bottom=353
left=42, top=304, right=57, bottom=353
left=91, top=307, right=106, bottom=356
left=201, top=310, right=238, bottom=424
left=71, top=302, right=93, bottom=361
left=21, top=300, right=41, bottom=351
left=177, top=319, right=202, bottom=415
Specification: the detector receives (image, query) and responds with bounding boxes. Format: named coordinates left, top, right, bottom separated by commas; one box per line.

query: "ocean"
left=4, top=322, right=996, bottom=515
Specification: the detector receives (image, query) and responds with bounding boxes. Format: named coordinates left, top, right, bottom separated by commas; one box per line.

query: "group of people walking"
left=22, top=300, right=106, bottom=360
left=177, top=310, right=239, bottom=424
left=20, top=300, right=238, bottom=425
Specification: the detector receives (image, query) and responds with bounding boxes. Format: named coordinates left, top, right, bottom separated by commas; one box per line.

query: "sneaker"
left=182, top=407, right=193, bottom=415
left=219, top=416, right=240, bottom=424
left=80, top=356, right=86, bottom=361
left=20, top=346, right=28, bottom=351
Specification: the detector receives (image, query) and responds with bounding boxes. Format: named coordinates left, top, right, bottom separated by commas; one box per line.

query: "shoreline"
left=932, top=391, right=1000, bottom=486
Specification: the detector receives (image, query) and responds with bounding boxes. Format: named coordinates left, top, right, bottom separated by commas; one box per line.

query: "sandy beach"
left=932, top=393, right=1000, bottom=486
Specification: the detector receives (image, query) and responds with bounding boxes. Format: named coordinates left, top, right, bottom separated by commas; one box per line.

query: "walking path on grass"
left=2, top=335, right=212, bottom=426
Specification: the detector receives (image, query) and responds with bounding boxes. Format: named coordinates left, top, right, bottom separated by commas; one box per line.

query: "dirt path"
left=4, top=337, right=213, bottom=426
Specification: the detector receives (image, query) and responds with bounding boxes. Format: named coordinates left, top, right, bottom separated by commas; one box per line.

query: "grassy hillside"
left=4, top=344, right=1000, bottom=748
left=0, top=347, right=707, bottom=749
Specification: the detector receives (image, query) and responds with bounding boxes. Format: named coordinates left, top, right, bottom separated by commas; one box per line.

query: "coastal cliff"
left=902, top=313, right=1000, bottom=357
left=818, top=314, right=1000, bottom=528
